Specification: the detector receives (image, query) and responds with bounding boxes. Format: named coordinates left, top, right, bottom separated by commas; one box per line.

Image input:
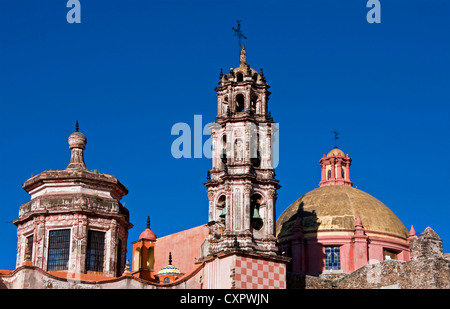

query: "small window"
left=341, top=167, right=345, bottom=179
left=164, top=277, right=170, bottom=284
left=383, top=249, right=398, bottom=260
left=86, top=230, right=106, bottom=272
left=26, top=235, right=33, bottom=261
left=47, top=229, right=71, bottom=271
left=236, top=72, right=243, bottom=82
left=325, top=246, right=341, bottom=270
left=327, top=169, right=331, bottom=180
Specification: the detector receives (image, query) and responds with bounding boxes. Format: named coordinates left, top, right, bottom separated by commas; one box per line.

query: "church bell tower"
left=205, top=45, right=280, bottom=255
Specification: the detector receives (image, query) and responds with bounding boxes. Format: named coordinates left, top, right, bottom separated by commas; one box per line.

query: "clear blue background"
left=0, top=0, right=448, bottom=270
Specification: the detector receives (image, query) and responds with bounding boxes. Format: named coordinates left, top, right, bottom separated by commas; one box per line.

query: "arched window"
left=327, top=169, right=331, bottom=180
left=164, top=277, right=170, bottom=284
left=133, top=247, right=141, bottom=271
left=236, top=72, right=244, bottom=82
left=217, top=195, right=226, bottom=220
left=235, top=94, right=245, bottom=112
left=250, top=194, right=263, bottom=231
left=341, top=167, right=345, bottom=179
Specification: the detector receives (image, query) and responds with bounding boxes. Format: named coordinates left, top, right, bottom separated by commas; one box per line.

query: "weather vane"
left=331, top=129, right=339, bottom=148
left=232, top=20, right=247, bottom=47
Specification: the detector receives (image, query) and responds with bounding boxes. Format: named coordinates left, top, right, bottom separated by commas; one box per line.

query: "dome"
left=327, top=147, right=345, bottom=158
left=157, top=264, right=182, bottom=275
left=139, top=228, right=156, bottom=241
left=138, top=216, right=156, bottom=241
left=276, top=185, right=409, bottom=240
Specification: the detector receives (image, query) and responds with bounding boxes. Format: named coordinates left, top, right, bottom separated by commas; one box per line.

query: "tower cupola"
left=319, top=147, right=353, bottom=187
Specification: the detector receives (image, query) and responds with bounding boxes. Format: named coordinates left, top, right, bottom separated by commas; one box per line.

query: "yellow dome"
left=276, top=186, right=409, bottom=240
left=327, top=147, right=345, bottom=157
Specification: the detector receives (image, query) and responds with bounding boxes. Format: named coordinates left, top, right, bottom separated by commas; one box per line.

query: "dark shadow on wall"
left=278, top=201, right=324, bottom=288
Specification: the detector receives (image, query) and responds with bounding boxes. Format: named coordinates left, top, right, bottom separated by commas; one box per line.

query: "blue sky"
left=0, top=0, right=448, bottom=270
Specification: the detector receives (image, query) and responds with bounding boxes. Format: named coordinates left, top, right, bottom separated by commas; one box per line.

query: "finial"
left=67, top=123, right=87, bottom=170
left=124, top=259, right=131, bottom=273
left=355, top=215, right=362, bottom=227
left=146, top=216, right=150, bottom=229
left=168, top=252, right=172, bottom=265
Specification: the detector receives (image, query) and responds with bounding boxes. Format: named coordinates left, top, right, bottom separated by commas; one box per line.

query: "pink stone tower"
left=204, top=45, right=280, bottom=255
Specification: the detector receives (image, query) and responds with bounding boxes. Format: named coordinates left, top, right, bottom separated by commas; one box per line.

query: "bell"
left=251, top=207, right=263, bottom=231
left=251, top=207, right=262, bottom=220
left=219, top=207, right=226, bottom=218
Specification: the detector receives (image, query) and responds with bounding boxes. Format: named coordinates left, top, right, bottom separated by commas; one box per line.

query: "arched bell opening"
left=217, top=195, right=226, bottom=222
left=250, top=194, right=263, bottom=231
left=235, top=94, right=245, bottom=113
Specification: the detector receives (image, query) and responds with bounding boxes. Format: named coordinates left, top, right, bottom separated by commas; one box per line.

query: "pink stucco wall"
left=297, top=232, right=410, bottom=275
left=153, top=225, right=209, bottom=275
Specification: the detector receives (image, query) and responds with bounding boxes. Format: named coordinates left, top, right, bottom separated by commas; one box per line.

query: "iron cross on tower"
left=232, top=20, right=247, bottom=47
left=332, top=129, right=339, bottom=148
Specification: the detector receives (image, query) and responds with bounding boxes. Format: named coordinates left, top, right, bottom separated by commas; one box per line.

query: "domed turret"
left=155, top=252, right=184, bottom=284
left=319, top=147, right=352, bottom=187
left=139, top=216, right=157, bottom=241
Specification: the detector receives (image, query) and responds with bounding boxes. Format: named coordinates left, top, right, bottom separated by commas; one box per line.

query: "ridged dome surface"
left=276, top=185, right=409, bottom=240
left=157, top=264, right=182, bottom=275
left=139, top=228, right=157, bottom=241
left=327, top=147, right=345, bottom=157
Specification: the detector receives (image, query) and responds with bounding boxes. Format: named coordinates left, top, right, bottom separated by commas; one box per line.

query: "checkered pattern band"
left=234, top=256, right=286, bottom=289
